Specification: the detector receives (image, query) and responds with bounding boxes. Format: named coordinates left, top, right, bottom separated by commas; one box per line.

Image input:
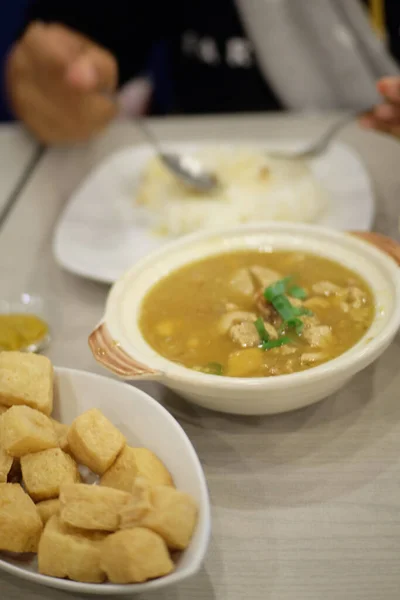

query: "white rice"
left=135, top=147, right=327, bottom=237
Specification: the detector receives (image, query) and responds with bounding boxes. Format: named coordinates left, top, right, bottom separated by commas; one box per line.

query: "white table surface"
left=0, top=124, right=39, bottom=218
left=1, top=114, right=400, bottom=600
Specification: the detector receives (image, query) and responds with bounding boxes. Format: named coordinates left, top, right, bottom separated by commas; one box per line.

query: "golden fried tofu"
left=67, top=409, right=125, bottom=475
left=0, top=483, right=43, bottom=552
left=120, top=483, right=198, bottom=550
left=50, top=419, right=70, bottom=453
left=50, top=419, right=68, bottom=439
left=117, top=477, right=152, bottom=524
left=36, top=499, right=60, bottom=525
left=100, top=528, right=173, bottom=584
left=131, top=448, right=173, bottom=487
left=0, top=447, right=13, bottom=483
left=38, top=515, right=106, bottom=583
left=0, top=405, right=8, bottom=416
left=0, top=411, right=12, bottom=483
left=0, top=352, right=53, bottom=415
left=100, top=446, right=173, bottom=491
left=1, top=405, right=58, bottom=457
left=99, top=446, right=138, bottom=492
left=21, top=448, right=80, bottom=501
left=60, top=484, right=131, bottom=532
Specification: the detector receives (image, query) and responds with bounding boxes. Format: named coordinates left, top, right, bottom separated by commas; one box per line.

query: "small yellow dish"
left=0, top=314, right=49, bottom=351
left=0, top=294, right=50, bottom=353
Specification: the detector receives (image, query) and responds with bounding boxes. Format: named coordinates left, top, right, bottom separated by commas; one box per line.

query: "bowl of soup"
left=89, top=223, right=400, bottom=415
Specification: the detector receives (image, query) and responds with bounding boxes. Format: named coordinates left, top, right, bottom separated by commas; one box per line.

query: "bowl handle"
left=351, top=232, right=400, bottom=266
left=88, top=323, right=162, bottom=379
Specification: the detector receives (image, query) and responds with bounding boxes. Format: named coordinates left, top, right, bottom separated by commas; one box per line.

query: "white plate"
left=53, top=140, right=375, bottom=284
left=0, top=368, right=211, bottom=595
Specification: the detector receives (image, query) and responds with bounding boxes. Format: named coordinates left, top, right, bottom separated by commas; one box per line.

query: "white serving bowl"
left=89, top=223, right=400, bottom=416
left=0, top=368, right=210, bottom=595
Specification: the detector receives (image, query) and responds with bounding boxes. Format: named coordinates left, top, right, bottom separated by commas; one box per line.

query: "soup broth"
left=139, top=251, right=375, bottom=378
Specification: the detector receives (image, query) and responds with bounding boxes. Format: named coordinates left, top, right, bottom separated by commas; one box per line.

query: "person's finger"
left=374, top=102, right=400, bottom=125
left=23, top=22, right=83, bottom=71
left=6, top=40, right=31, bottom=79
left=374, top=122, right=400, bottom=136
left=66, top=57, right=98, bottom=90
left=66, top=46, right=118, bottom=92
left=76, top=93, right=118, bottom=134
left=359, top=113, right=400, bottom=136
left=23, top=22, right=117, bottom=92
left=377, top=77, right=400, bottom=105
left=359, top=110, right=375, bottom=127
left=10, top=78, right=67, bottom=143
left=16, top=85, right=117, bottom=144
left=48, top=79, right=118, bottom=139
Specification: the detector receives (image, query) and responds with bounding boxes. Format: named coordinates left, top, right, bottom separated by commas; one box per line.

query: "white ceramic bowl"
left=0, top=368, right=210, bottom=595
left=89, top=223, right=400, bottom=416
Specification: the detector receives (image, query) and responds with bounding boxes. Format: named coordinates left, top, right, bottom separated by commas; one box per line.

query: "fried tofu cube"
left=67, top=409, right=125, bottom=475
left=38, top=515, right=106, bottom=583
left=0, top=352, right=53, bottom=415
left=0, top=405, right=8, bottom=416
left=58, top=433, right=70, bottom=454
left=0, top=405, right=58, bottom=458
left=50, top=419, right=68, bottom=438
left=121, top=477, right=153, bottom=522
left=60, top=484, right=131, bottom=531
left=0, top=413, right=13, bottom=483
left=0, top=438, right=13, bottom=483
left=36, top=499, right=60, bottom=525
left=120, top=484, right=198, bottom=550
left=0, top=483, right=43, bottom=552
left=50, top=419, right=70, bottom=454
left=0, top=449, right=13, bottom=483
left=21, top=448, right=80, bottom=501
left=99, top=446, right=138, bottom=492
left=100, top=528, right=174, bottom=584
left=131, top=448, right=173, bottom=487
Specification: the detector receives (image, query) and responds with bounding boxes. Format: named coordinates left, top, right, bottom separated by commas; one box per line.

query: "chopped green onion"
left=199, top=362, right=224, bottom=376
left=262, top=276, right=313, bottom=340
left=264, top=276, right=292, bottom=302
left=255, top=317, right=291, bottom=351
left=288, top=285, right=307, bottom=300
left=254, top=317, right=270, bottom=343
left=270, top=294, right=294, bottom=321
left=286, top=317, right=304, bottom=334
left=261, top=336, right=291, bottom=351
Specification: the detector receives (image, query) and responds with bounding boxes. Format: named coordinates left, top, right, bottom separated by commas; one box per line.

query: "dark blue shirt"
left=0, top=2, right=31, bottom=120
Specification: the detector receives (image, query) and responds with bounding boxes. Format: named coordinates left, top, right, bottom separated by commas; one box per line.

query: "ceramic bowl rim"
left=103, top=222, right=400, bottom=391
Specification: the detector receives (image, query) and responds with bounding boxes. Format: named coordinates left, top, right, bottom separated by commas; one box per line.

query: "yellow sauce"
left=140, top=251, right=374, bottom=378
left=0, top=314, right=49, bottom=351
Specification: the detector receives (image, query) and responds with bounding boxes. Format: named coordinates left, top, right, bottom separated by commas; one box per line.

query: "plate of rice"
left=53, top=141, right=374, bottom=284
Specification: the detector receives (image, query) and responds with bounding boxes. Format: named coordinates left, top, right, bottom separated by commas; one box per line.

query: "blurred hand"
left=6, top=22, right=118, bottom=144
left=360, top=77, right=400, bottom=136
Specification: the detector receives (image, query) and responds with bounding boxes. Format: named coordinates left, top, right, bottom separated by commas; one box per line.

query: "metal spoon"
left=137, top=119, right=220, bottom=192
left=107, top=93, right=219, bottom=192
left=268, top=109, right=371, bottom=161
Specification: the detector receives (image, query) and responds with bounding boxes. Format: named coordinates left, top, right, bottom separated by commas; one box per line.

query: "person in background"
left=5, top=0, right=400, bottom=144
left=0, top=1, right=31, bottom=121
